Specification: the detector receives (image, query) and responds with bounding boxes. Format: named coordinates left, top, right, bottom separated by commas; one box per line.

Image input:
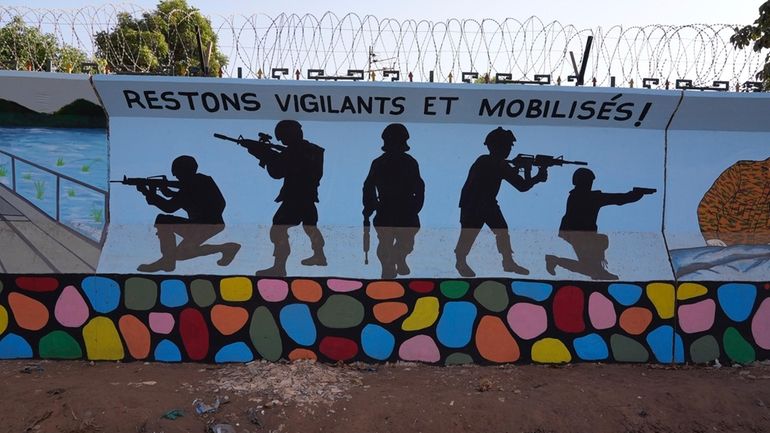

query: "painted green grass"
left=67, top=188, right=76, bottom=197
left=21, top=172, right=32, bottom=180
left=90, top=206, right=103, bottom=223
left=56, top=157, right=65, bottom=167
left=33, top=180, right=45, bottom=200
left=0, top=165, right=6, bottom=177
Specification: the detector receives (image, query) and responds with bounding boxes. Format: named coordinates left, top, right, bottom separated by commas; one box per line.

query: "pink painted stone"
left=588, top=292, right=617, bottom=330
left=327, top=278, right=363, bottom=293
left=257, top=279, right=289, bottom=302
left=398, top=335, right=441, bottom=363
left=149, top=312, right=175, bottom=334
left=752, top=298, right=770, bottom=349
left=678, top=299, right=716, bottom=334
left=506, top=303, right=547, bottom=340
left=54, top=285, right=89, bottom=328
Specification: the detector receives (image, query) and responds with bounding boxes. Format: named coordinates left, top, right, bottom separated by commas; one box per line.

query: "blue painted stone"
left=0, top=333, right=33, bottom=359
left=154, top=339, right=182, bottom=362
left=215, top=342, right=254, bottom=363
left=361, top=324, right=395, bottom=361
left=646, top=325, right=683, bottom=363
left=608, top=284, right=643, bottom=306
left=160, top=279, right=188, bottom=308
left=279, top=304, right=316, bottom=346
left=81, top=276, right=121, bottom=313
left=511, top=281, right=552, bottom=302
left=436, top=301, right=477, bottom=348
left=717, top=283, right=756, bottom=322
left=573, top=333, right=609, bottom=361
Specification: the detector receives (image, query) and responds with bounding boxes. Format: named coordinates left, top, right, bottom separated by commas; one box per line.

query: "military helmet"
left=484, top=127, right=516, bottom=146
left=172, top=155, right=198, bottom=177
left=274, top=120, right=303, bottom=142
left=572, top=167, right=596, bottom=187
left=381, top=123, right=410, bottom=152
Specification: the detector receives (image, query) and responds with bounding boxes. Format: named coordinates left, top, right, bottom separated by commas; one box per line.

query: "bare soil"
left=2, top=359, right=770, bottom=433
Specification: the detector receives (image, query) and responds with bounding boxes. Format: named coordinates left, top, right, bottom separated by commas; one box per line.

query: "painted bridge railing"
left=0, top=149, right=108, bottom=244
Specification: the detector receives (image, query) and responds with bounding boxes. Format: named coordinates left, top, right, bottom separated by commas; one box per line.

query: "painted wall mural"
left=0, top=71, right=769, bottom=364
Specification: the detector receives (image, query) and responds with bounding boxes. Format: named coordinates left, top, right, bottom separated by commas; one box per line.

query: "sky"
left=3, top=0, right=763, bottom=27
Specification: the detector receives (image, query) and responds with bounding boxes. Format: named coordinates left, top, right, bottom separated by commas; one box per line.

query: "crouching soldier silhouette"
left=545, top=167, right=655, bottom=280
left=252, top=120, right=327, bottom=276
left=134, top=155, right=240, bottom=272
left=454, top=127, right=548, bottom=277
left=363, top=123, right=425, bottom=279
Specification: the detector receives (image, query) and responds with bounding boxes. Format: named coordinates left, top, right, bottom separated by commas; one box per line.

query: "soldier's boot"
left=301, top=251, right=327, bottom=266
left=301, top=225, right=327, bottom=266
left=381, top=262, right=397, bottom=279
left=395, top=259, right=411, bottom=276
left=217, top=243, right=241, bottom=266
left=502, top=255, right=529, bottom=275
left=545, top=254, right=558, bottom=275
left=138, top=225, right=176, bottom=272
left=256, top=256, right=287, bottom=277
left=455, top=254, right=476, bottom=278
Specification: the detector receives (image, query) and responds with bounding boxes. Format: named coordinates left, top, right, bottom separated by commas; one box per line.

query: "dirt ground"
left=2, top=360, right=770, bottom=433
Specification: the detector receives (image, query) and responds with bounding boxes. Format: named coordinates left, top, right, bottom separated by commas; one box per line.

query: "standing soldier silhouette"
left=363, top=123, right=425, bottom=279
left=454, top=127, right=548, bottom=277
left=135, top=155, right=240, bottom=272
left=253, top=120, right=327, bottom=276
left=545, top=167, right=653, bottom=280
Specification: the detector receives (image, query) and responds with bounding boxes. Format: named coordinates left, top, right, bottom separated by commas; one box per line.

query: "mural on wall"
left=94, top=77, right=676, bottom=281
left=0, top=71, right=107, bottom=273
left=665, top=93, right=770, bottom=281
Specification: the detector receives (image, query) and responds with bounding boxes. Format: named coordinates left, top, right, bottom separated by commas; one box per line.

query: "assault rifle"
left=110, top=175, right=180, bottom=189
left=213, top=132, right=287, bottom=167
left=508, top=154, right=588, bottom=177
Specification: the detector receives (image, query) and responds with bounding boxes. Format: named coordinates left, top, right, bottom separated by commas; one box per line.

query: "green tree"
left=731, top=1, right=770, bottom=89
left=0, top=16, right=90, bottom=72
left=94, top=0, right=227, bottom=76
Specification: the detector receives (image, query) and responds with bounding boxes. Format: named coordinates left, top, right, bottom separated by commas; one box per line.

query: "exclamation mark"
left=634, top=103, right=652, bottom=127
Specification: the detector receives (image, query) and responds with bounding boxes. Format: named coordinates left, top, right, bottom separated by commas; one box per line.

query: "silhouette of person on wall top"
left=363, top=123, right=425, bottom=279
left=545, top=167, right=653, bottom=280
left=136, top=155, right=240, bottom=272
left=454, top=127, right=548, bottom=277
left=254, top=120, right=327, bottom=277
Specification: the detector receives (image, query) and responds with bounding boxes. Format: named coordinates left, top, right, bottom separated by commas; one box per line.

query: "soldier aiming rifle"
left=508, top=154, right=587, bottom=178
left=213, top=132, right=287, bottom=168
left=111, top=155, right=240, bottom=272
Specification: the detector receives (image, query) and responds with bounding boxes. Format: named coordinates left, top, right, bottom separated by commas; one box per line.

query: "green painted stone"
left=250, top=306, right=282, bottom=361
left=39, top=331, right=82, bottom=359
left=124, top=277, right=157, bottom=310
left=440, top=280, right=470, bottom=299
left=610, top=334, right=649, bottom=362
left=190, top=279, right=217, bottom=307
left=473, top=281, right=509, bottom=312
left=723, top=327, right=755, bottom=364
left=690, top=335, right=720, bottom=364
left=317, top=295, right=365, bottom=329
left=445, top=352, right=474, bottom=366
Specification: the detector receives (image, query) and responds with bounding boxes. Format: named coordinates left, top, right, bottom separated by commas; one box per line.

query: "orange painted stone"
left=475, top=315, right=520, bottom=363
left=118, top=315, right=151, bottom=359
left=619, top=307, right=654, bottom=335
left=210, top=305, right=249, bottom=335
left=288, top=348, right=318, bottom=361
left=290, top=279, right=323, bottom=303
left=373, top=302, right=409, bottom=324
left=8, top=292, right=49, bottom=331
left=366, top=281, right=405, bottom=300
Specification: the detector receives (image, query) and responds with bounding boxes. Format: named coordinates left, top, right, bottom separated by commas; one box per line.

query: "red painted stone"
left=179, top=308, right=209, bottom=361
left=15, top=277, right=59, bottom=293
left=319, top=336, right=358, bottom=361
left=553, top=285, right=585, bottom=333
left=408, top=281, right=434, bottom=294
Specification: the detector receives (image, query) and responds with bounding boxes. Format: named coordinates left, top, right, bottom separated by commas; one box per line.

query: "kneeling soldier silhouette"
left=454, top=127, right=548, bottom=277
left=134, top=155, right=240, bottom=272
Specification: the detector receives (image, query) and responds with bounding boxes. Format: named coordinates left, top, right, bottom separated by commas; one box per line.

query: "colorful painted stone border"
left=0, top=275, right=764, bottom=365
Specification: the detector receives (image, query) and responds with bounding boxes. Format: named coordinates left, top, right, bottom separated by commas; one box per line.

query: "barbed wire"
left=0, top=4, right=765, bottom=87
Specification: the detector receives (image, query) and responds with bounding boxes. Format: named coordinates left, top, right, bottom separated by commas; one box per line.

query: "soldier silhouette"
left=545, top=167, right=653, bottom=280
left=363, top=123, right=425, bottom=279
left=254, top=120, right=326, bottom=276
left=454, top=127, right=548, bottom=277
left=135, top=155, right=240, bottom=272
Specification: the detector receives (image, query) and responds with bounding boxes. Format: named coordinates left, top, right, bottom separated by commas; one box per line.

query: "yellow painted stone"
left=646, top=283, right=675, bottom=319
left=676, top=283, right=708, bottom=301
left=401, top=297, right=440, bottom=331
left=220, top=277, right=253, bottom=302
left=0, top=305, right=7, bottom=335
left=82, top=317, right=125, bottom=360
left=531, top=338, right=572, bottom=364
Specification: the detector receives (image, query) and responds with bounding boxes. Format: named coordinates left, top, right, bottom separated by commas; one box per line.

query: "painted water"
left=0, top=127, right=107, bottom=241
